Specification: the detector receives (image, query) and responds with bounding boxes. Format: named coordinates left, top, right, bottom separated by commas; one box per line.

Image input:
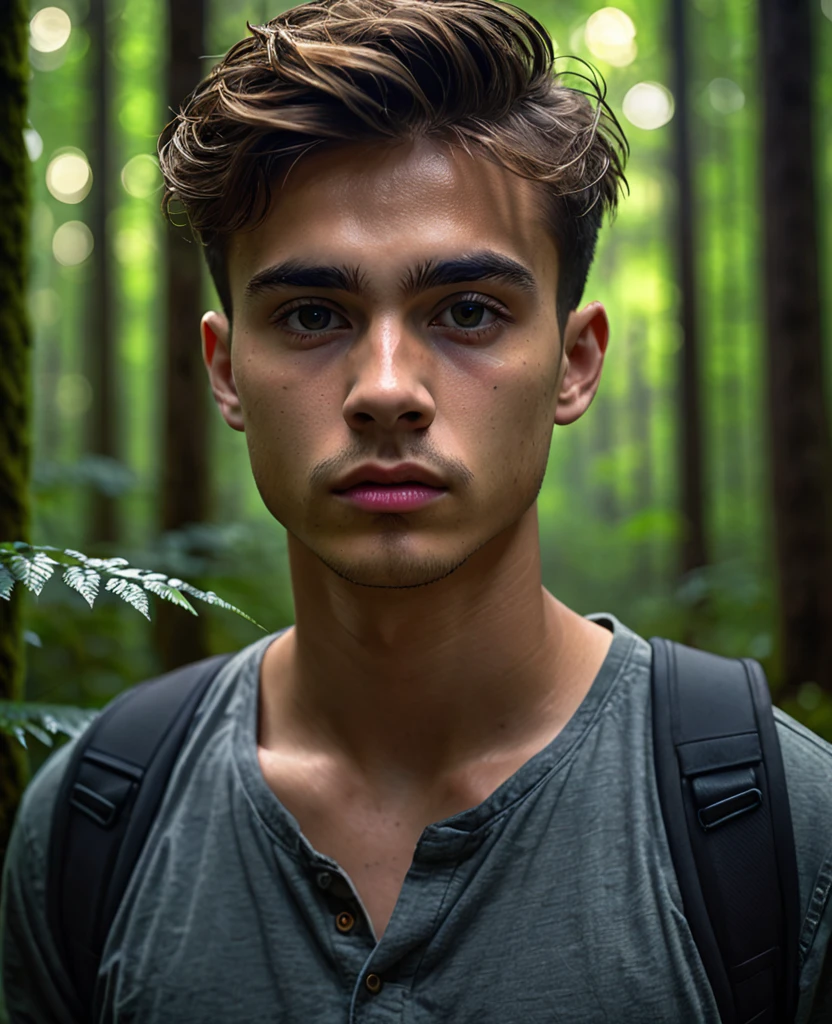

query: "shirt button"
left=335, top=911, right=355, bottom=933
left=316, top=871, right=333, bottom=890
left=365, top=973, right=383, bottom=995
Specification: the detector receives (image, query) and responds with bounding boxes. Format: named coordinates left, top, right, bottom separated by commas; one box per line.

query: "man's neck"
left=258, top=508, right=613, bottom=791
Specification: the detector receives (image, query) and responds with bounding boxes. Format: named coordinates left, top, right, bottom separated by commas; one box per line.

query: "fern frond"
left=142, top=579, right=198, bottom=615
left=7, top=552, right=59, bottom=596
left=0, top=564, right=14, bottom=600
left=0, top=700, right=99, bottom=749
left=64, top=549, right=129, bottom=572
left=171, top=580, right=265, bottom=630
left=104, top=577, right=150, bottom=620
left=62, top=565, right=101, bottom=608
left=0, top=541, right=268, bottom=631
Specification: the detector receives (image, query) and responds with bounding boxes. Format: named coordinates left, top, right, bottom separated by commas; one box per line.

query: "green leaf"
left=65, top=549, right=129, bottom=572
left=0, top=701, right=99, bottom=748
left=142, top=579, right=198, bottom=615
left=1, top=542, right=266, bottom=630
left=63, top=565, right=102, bottom=608
left=8, top=552, right=59, bottom=596
left=0, top=564, right=14, bottom=601
left=105, top=577, right=150, bottom=620
left=23, top=721, right=53, bottom=746
left=176, top=581, right=267, bottom=631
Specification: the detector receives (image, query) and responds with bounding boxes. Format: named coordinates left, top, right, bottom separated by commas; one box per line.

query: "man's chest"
left=100, top=741, right=719, bottom=1022
left=253, top=740, right=568, bottom=940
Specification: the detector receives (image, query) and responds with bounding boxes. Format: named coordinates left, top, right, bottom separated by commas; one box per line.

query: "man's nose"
left=341, top=321, right=436, bottom=433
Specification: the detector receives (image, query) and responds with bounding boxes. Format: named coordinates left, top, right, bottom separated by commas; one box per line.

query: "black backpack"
left=46, top=638, right=801, bottom=1024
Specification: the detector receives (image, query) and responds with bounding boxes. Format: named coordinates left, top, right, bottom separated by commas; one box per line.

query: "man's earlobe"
left=553, top=302, right=609, bottom=427
left=201, top=311, right=244, bottom=432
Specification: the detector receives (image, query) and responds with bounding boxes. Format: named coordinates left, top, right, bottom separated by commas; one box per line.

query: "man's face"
left=204, top=137, right=607, bottom=588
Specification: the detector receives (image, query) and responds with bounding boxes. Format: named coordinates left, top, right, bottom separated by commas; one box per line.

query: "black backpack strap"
left=650, top=638, right=800, bottom=1024
left=47, top=652, right=234, bottom=1020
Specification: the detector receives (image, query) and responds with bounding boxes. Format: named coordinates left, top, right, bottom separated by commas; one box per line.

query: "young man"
left=2, top=0, right=831, bottom=1020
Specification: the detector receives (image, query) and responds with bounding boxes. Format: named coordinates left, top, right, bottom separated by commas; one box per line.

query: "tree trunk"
left=0, top=0, right=32, bottom=861
left=154, top=0, right=210, bottom=670
left=86, top=0, right=118, bottom=544
left=759, top=0, right=832, bottom=691
left=631, top=323, right=656, bottom=588
left=669, top=0, right=709, bottom=645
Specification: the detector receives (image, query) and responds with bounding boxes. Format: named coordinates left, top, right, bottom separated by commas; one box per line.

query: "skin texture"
left=202, top=136, right=613, bottom=935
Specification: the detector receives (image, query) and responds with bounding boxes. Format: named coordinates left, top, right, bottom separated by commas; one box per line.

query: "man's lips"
left=332, top=462, right=448, bottom=492
left=334, top=480, right=447, bottom=513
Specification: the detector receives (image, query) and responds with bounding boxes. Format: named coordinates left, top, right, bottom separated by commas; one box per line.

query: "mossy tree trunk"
left=0, top=0, right=32, bottom=862
left=86, top=0, right=119, bottom=545
left=669, top=0, right=709, bottom=647
left=759, top=0, right=832, bottom=692
left=154, top=0, right=210, bottom=671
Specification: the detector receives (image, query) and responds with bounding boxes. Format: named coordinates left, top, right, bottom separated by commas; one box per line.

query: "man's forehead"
left=227, top=138, right=556, bottom=299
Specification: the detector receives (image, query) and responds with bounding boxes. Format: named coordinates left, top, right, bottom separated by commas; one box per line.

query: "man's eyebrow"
left=243, top=251, right=538, bottom=300
left=244, top=260, right=367, bottom=299
left=401, top=252, right=538, bottom=298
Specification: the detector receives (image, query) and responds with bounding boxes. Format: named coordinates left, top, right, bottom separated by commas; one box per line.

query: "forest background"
left=1, top=0, right=832, bottom=860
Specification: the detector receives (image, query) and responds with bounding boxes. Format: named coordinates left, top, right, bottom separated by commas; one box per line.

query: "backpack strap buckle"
left=69, top=749, right=144, bottom=829
left=691, top=768, right=762, bottom=830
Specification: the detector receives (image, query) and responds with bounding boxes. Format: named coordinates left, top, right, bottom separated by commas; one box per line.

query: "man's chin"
left=317, top=550, right=470, bottom=590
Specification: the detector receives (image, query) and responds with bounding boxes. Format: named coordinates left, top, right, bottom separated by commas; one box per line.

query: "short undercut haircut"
left=158, top=0, right=628, bottom=330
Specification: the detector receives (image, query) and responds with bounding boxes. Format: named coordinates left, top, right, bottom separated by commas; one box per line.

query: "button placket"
left=336, top=911, right=356, bottom=934
left=364, top=972, right=383, bottom=995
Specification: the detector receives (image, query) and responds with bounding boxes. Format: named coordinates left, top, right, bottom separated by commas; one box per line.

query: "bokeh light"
left=52, top=221, right=94, bottom=266
left=24, top=128, right=44, bottom=162
left=115, top=225, right=158, bottom=265
left=584, top=7, right=637, bottom=67
left=121, top=154, right=162, bottom=198
left=56, top=374, right=93, bottom=417
left=30, top=7, right=71, bottom=53
left=622, top=82, right=675, bottom=130
left=707, top=78, right=745, bottom=115
left=45, top=149, right=92, bottom=204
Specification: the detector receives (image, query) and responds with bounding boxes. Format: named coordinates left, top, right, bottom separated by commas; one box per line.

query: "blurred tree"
left=759, top=0, right=832, bottom=692
left=85, top=0, right=119, bottom=544
left=0, top=0, right=32, bottom=856
left=669, top=0, right=708, bottom=589
left=155, top=0, right=210, bottom=670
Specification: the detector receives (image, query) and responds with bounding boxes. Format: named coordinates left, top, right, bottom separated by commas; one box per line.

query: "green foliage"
left=0, top=700, right=98, bottom=750
left=0, top=542, right=266, bottom=630
left=33, top=455, right=137, bottom=499
left=0, top=540, right=270, bottom=752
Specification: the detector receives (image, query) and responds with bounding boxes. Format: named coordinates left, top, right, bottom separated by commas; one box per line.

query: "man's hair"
left=158, top=0, right=628, bottom=328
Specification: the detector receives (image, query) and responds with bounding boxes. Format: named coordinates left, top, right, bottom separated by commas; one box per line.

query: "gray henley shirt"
left=2, top=613, right=831, bottom=1023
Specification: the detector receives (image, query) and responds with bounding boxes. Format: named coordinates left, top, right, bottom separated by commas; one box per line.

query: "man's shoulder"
left=772, top=707, right=832, bottom=1016
left=12, top=737, right=79, bottom=855
left=774, top=706, right=832, bottom=833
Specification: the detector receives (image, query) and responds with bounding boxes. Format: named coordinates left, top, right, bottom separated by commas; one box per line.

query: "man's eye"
left=434, top=300, right=503, bottom=334
left=281, top=304, right=348, bottom=333
left=449, top=302, right=490, bottom=329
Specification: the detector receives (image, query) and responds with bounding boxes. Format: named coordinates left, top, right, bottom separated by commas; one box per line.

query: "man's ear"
left=201, top=311, right=244, bottom=432
left=553, top=301, right=609, bottom=426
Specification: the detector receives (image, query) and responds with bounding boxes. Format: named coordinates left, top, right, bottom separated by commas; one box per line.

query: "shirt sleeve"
left=774, top=709, right=832, bottom=1024
left=0, top=740, right=83, bottom=1024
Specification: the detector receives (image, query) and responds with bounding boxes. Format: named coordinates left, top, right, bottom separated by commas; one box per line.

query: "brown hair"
left=158, top=0, right=628, bottom=328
